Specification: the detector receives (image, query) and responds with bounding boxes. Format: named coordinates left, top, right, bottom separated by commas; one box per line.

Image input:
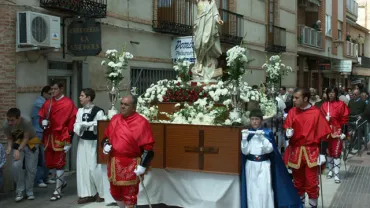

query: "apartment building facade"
left=0, top=0, right=299, bottom=191
left=0, top=0, right=298, bottom=127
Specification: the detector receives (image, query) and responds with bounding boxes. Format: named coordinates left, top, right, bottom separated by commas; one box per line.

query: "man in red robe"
left=102, top=95, right=155, bottom=208
left=320, top=86, right=349, bottom=183
left=38, top=80, right=77, bottom=201
left=284, top=88, right=331, bottom=208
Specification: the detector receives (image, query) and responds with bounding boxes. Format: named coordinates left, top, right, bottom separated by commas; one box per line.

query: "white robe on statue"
left=241, top=133, right=274, bottom=208
left=74, top=106, right=105, bottom=198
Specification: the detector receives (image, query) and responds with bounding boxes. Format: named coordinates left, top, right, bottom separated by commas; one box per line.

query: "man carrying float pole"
left=38, top=80, right=77, bottom=201
left=102, top=95, right=155, bottom=208
left=284, top=88, right=331, bottom=208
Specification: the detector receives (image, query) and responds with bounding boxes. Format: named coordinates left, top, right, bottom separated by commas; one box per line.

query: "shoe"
left=334, top=176, right=341, bottom=184
left=95, top=193, right=104, bottom=202
left=37, top=182, right=48, bottom=188
left=15, top=192, right=24, bottom=202
left=77, top=196, right=96, bottom=204
left=46, top=179, right=56, bottom=184
left=27, top=195, right=35, bottom=200
left=327, top=171, right=333, bottom=179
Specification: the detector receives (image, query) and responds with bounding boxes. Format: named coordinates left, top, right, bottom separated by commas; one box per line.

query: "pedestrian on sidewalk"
left=74, top=88, right=105, bottom=204
left=31, top=85, right=55, bottom=188
left=284, top=88, right=331, bottom=208
left=4, top=108, right=41, bottom=202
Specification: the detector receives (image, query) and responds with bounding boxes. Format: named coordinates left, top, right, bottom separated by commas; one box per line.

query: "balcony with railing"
left=153, top=0, right=244, bottom=45
left=346, top=0, right=358, bottom=21
left=297, top=25, right=323, bottom=49
left=40, top=0, right=107, bottom=18
left=218, top=9, right=244, bottom=45
left=346, top=41, right=358, bottom=57
left=265, top=25, right=286, bottom=53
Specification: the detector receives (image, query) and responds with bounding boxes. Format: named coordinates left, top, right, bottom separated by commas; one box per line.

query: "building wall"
left=237, top=0, right=297, bottom=87
left=0, top=0, right=17, bottom=138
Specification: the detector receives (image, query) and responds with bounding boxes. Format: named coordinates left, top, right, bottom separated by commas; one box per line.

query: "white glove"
left=255, top=130, right=264, bottom=135
left=317, top=154, right=326, bottom=165
left=286, top=128, right=294, bottom=138
left=241, top=129, right=249, bottom=140
left=340, top=133, right=346, bottom=140
left=64, top=145, right=71, bottom=153
left=103, top=144, right=112, bottom=154
left=133, top=165, right=146, bottom=176
left=285, top=140, right=289, bottom=148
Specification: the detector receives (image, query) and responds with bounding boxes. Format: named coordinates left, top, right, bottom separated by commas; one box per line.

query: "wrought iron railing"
left=347, top=0, right=358, bottom=18
left=346, top=41, right=358, bottom=57
left=130, top=68, right=177, bottom=96
left=218, top=9, right=244, bottom=45
left=266, top=25, right=286, bottom=52
left=153, top=0, right=194, bottom=36
left=297, top=25, right=323, bottom=48
left=40, top=0, right=107, bottom=18
left=153, top=0, right=244, bottom=44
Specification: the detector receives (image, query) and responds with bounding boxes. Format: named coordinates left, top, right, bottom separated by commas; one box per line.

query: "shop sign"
left=331, top=60, right=352, bottom=73
left=171, top=36, right=195, bottom=63
left=67, top=19, right=102, bottom=56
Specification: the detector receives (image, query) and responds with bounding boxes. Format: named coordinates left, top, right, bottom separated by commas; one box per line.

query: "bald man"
left=101, top=95, right=155, bottom=208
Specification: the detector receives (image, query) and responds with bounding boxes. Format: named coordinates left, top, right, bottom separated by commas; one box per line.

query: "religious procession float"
left=97, top=42, right=293, bottom=175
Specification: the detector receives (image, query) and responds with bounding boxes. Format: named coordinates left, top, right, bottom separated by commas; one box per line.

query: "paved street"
left=2, top=151, right=370, bottom=208
left=0, top=172, right=176, bottom=208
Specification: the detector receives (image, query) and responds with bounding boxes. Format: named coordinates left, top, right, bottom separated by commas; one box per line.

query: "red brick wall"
left=332, top=0, right=338, bottom=55
left=343, top=0, right=347, bottom=57
left=319, top=0, right=326, bottom=50
left=0, top=1, right=17, bottom=136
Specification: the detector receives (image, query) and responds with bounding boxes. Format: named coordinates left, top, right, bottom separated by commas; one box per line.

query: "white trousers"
left=76, top=139, right=104, bottom=198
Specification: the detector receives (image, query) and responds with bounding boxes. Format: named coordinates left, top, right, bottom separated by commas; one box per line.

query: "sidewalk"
left=1, top=153, right=370, bottom=208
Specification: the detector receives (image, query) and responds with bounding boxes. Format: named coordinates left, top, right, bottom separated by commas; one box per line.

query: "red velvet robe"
left=283, top=105, right=331, bottom=169
left=104, top=112, right=155, bottom=186
left=38, top=96, right=77, bottom=151
left=320, top=100, right=349, bottom=138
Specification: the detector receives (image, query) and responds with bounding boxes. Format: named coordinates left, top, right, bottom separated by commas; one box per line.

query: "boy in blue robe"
left=240, top=109, right=303, bottom=208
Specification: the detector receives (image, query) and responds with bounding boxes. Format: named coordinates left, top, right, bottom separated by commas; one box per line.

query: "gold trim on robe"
left=108, top=157, right=141, bottom=186
left=287, top=146, right=319, bottom=169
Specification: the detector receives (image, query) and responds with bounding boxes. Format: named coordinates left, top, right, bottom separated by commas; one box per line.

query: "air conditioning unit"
left=16, top=11, right=61, bottom=52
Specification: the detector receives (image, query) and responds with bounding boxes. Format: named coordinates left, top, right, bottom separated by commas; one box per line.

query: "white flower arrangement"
left=173, top=56, right=192, bottom=82
left=137, top=78, right=276, bottom=126
left=262, top=55, right=293, bottom=83
left=101, top=48, right=134, bottom=82
left=226, top=45, right=249, bottom=81
left=226, top=46, right=248, bottom=66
